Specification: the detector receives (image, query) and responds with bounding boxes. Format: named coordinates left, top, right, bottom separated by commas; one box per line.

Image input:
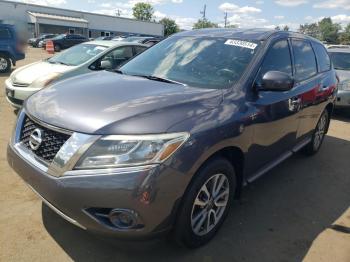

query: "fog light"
left=108, top=209, right=137, bottom=229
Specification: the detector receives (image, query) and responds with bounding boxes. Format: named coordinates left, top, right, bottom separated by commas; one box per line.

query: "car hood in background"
left=11, top=61, right=75, bottom=85
left=335, top=69, right=350, bottom=82
left=25, top=71, right=223, bottom=135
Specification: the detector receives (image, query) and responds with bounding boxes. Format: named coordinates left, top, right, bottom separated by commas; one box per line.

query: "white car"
left=5, top=41, right=147, bottom=108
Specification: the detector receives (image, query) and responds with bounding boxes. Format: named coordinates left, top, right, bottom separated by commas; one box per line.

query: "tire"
left=54, top=44, right=61, bottom=52
left=0, top=54, right=11, bottom=73
left=173, top=157, right=236, bottom=248
left=302, top=109, right=329, bottom=155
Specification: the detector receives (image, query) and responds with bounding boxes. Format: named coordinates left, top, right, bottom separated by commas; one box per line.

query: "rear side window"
left=0, top=28, right=11, bottom=39
left=134, top=46, right=147, bottom=55
left=312, top=43, right=331, bottom=72
left=256, top=39, right=292, bottom=85
left=292, top=39, right=317, bottom=82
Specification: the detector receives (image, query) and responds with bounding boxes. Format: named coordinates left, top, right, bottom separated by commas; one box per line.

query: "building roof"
left=27, top=11, right=88, bottom=24
left=84, top=40, right=148, bottom=48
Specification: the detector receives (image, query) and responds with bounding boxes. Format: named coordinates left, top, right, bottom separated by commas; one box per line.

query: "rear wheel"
left=173, top=157, right=236, bottom=248
left=0, top=54, right=11, bottom=73
left=302, top=109, right=329, bottom=155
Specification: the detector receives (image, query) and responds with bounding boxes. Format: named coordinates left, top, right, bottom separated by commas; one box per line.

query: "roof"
left=175, top=28, right=322, bottom=43
left=3, top=0, right=161, bottom=26
left=84, top=40, right=148, bottom=48
left=176, top=28, right=277, bottom=41
left=27, top=11, right=88, bottom=23
left=328, top=48, right=350, bottom=53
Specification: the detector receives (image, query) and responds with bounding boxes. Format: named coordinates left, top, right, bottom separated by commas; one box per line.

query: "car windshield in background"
left=120, top=36, right=259, bottom=89
left=330, top=52, right=350, bottom=71
left=47, top=44, right=107, bottom=66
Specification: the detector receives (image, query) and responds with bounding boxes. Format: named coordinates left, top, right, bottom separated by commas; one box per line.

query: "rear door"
left=0, top=27, right=12, bottom=51
left=291, top=39, right=332, bottom=142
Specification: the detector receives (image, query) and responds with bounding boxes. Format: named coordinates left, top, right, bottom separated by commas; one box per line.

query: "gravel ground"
left=0, top=47, right=349, bottom=262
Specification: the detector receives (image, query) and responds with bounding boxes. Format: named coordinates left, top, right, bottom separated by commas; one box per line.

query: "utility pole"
left=224, top=12, right=228, bottom=28
left=200, top=4, right=206, bottom=20
left=115, top=9, right=121, bottom=16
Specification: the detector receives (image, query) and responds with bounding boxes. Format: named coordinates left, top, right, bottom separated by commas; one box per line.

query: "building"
left=0, top=0, right=164, bottom=38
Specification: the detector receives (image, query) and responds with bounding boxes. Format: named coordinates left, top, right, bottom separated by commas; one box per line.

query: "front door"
left=245, top=39, right=302, bottom=178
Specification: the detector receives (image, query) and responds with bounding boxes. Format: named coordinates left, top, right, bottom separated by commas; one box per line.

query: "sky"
left=18, top=0, right=350, bottom=30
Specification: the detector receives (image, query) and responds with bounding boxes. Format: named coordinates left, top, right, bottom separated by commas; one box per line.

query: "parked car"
left=5, top=41, right=148, bottom=107
left=116, top=36, right=163, bottom=46
left=329, top=48, right=350, bottom=108
left=28, top=34, right=57, bottom=47
left=326, top=44, right=350, bottom=49
left=7, top=29, right=337, bottom=248
left=44, top=34, right=88, bottom=52
left=0, top=24, right=25, bottom=73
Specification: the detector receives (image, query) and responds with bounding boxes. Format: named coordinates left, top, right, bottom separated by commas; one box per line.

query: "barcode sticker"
left=225, top=39, right=258, bottom=50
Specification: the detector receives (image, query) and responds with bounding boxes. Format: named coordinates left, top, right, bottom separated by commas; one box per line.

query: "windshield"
left=120, top=36, right=260, bottom=89
left=330, top=52, right=350, bottom=71
left=48, top=44, right=107, bottom=66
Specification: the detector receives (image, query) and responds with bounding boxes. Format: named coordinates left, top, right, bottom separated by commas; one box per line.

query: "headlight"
left=338, top=80, right=350, bottom=91
left=31, top=72, right=62, bottom=88
left=75, top=132, right=190, bottom=169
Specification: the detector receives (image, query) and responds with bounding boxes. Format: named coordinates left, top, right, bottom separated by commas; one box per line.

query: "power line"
left=200, top=4, right=206, bottom=20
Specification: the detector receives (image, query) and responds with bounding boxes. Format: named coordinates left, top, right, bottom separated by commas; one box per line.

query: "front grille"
left=20, top=116, right=71, bottom=163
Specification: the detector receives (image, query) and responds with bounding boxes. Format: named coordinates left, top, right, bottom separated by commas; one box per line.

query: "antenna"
left=224, top=12, right=228, bottom=28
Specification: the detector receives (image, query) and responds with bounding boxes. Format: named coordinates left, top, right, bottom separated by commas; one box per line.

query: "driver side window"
left=256, top=39, right=292, bottom=86
left=100, top=46, right=134, bottom=70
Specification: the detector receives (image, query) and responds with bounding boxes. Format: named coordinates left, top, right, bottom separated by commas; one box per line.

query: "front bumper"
left=7, top=143, right=182, bottom=239
left=5, top=78, right=40, bottom=108
left=336, top=90, right=350, bottom=108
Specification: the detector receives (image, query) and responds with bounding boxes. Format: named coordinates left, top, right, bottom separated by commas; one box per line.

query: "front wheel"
left=302, top=109, right=329, bottom=155
left=54, top=44, right=61, bottom=52
left=173, top=157, right=236, bottom=248
left=0, top=55, right=11, bottom=73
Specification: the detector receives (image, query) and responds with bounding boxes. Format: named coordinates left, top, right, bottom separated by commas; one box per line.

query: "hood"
left=11, top=61, right=74, bottom=85
left=25, top=71, right=223, bottom=135
left=335, top=69, right=350, bottom=82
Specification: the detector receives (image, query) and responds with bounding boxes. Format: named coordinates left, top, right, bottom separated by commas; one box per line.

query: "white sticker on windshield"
left=225, top=39, right=257, bottom=50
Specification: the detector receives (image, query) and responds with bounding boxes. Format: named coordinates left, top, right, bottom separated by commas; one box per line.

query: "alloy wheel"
left=313, top=112, right=327, bottom=150
left=191, top=173, right=230, bottom=236
left=0, top=57, right=8, bottom=70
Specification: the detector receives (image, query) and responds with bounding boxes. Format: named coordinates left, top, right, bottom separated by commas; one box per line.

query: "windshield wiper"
left=134, top=74, right=186, bottom=85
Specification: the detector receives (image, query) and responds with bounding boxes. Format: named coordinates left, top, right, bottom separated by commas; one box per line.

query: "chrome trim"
left=26, top=184, right=86, bottom=230
left=63, top=164, right=158, bottom=177
left=25, top=113, right=73, bottom=136
left=13, top=143, right=49, bottom=172
left=48, top=133, right=100, bottom=177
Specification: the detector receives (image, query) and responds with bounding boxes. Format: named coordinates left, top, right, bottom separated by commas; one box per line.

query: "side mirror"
left=260, top=71, right=294, bottom=91
left=100, top=60, right=112, bottom=70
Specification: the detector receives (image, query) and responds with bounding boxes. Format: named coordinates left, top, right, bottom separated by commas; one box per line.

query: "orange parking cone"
left=46, top=40, right=54, bottom=54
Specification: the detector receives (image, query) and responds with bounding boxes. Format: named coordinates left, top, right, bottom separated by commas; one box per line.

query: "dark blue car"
left=8, top=29, right=337, bottom=248
left=0, top=24, right=25, bottom=73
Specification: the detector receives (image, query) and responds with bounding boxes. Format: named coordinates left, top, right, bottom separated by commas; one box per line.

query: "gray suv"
left=7, top=29, right=337, bottom=248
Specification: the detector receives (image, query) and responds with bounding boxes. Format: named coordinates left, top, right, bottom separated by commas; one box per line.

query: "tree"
left=298, top=23, right=320, bottom=39
left=318, top=17, right=341, bottom=44
left=159, top=18, right=179, bottom=36
left=275, top=26, right=281, bottom=30
left=133, top=2, right=154, bottom=21
left=339, top=23, right=350, bottom=44
left=193, top=19, right=218, bottom=29
left=283, top=25, right=289, bottom=31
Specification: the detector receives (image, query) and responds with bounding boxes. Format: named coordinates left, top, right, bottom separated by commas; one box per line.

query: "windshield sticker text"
left=224, top=39, right=257, bottom=50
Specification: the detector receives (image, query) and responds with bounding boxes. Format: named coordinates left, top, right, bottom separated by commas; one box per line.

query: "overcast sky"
left=19, top=0, right=350, bottom=30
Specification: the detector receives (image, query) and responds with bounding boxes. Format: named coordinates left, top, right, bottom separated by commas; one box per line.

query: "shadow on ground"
left=332, top=109, right=350, bottom=122
left=42, top=134, right=350, bottom=262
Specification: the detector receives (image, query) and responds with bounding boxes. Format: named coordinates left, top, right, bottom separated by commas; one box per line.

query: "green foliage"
left=283, top=25, right=289, bottom=31
left=339, top=24, right=350, bottom=44
left=193, top=19, right=218, bottom=29
left=132, top=2, right=154, bottom=21
left=159, top=18, right=179, bottom=36
left=318, top=17, right=341, bottom=44
left=298, top=23, right=320, bottom=39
